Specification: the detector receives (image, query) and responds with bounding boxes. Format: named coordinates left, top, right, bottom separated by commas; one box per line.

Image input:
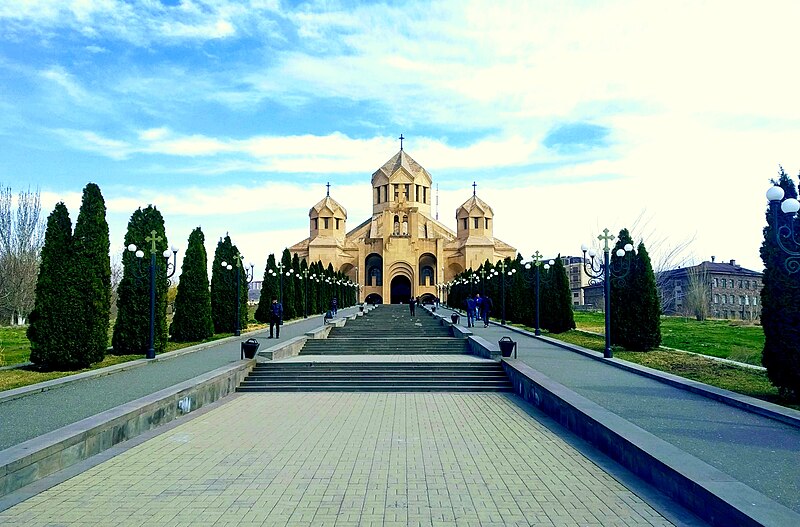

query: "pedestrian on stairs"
left=481, top=295, right=493, bottom=327
left=331, top=296, right=338, bottom=316
left=465, top=296, right=476, bottom=327
left=409, top=296, right=416, bottom=316
left=269, top=298, right=283, bottom=339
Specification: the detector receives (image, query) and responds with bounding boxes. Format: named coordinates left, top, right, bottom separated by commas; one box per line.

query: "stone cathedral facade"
left=288, top=148, right=516, bottom=304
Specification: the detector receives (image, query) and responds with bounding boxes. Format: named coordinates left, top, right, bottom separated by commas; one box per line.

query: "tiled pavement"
left=0, top=392, right=675, bottom=527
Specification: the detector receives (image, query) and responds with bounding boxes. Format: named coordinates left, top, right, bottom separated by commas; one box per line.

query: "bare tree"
left=109, top=255, right=123, bottom=319
left=0, top=186, right=45, bottom=325
left=684, top=263, right=710, bottom=321
left=628, top=210, right=696, bottom=312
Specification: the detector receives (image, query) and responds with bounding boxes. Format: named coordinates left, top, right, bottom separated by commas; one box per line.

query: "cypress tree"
left=280, top=249, right=296, bottom=319
left=112, top=206, right=170, bottom=355
left=255, top=253, right=279, bottom=323
left=28, top=203, right=82, bottom=370
left=73, top=183, right=111, bottom=364
left=299, top=257, right=309, bottom=317
left=326, top=262, right=335, bottom=312
left=611, top=229, right=661, bottom=350
left=291, top=252, right=303, bottom=316
left=546, top=255, right=575, bottom=334
left=170, top=227, right=213, bottom=341
left=210, top=235, right=247, bottom=333
left=610, top=228, right=635, bottom=348
left=761, top=168, right=800, bottom=399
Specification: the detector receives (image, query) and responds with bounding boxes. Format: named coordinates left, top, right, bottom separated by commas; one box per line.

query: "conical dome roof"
left=372, top=150, right=432, bottom=183
left=309, top=195, right=347, bottom=218
left=457, top=194, right=493, bottom=217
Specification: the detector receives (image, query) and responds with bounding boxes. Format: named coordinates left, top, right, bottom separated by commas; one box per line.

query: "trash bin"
left=451, top=313, right=460, bottom=324
left=241, top=338, right=260, bottom=359
left=498, top=336, right=517, bottom=358
left=359, top=305, right=364, bottom=313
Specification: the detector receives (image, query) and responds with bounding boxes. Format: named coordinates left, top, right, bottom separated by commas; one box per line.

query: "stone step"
left=237, top=384, right=513, bottom=392
left=252, top=363, right=500, bottom=371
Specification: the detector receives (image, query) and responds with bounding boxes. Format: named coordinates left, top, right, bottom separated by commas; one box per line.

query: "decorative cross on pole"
left=399, top=134, right=404, bottom=151
left=598, top=228, right=615, bottom=252
left=472, top=181, right=477, bottom=196
left=326, top=182, right=330, bottom=197
left=145, top=229, right=162, bottom=255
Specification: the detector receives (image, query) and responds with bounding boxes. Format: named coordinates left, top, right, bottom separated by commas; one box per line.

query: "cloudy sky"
left=1, top=0, right=798, bottom=276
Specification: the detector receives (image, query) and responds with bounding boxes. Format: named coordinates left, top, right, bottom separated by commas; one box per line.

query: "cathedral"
left=288, top=146, right=516, bottom=304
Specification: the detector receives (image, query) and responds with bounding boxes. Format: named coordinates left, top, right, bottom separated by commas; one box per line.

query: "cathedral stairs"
left=237, top=304, right=513, bottom=392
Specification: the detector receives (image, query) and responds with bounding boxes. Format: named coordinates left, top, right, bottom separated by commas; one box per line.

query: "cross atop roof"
left=326, top=182, right=330, bottom=197
left=399, top=134, right=405, bottom=151
left=472, top=181, right=477, bottom=196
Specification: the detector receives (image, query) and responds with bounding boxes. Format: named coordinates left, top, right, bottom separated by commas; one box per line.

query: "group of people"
left=464, top=293, right=493, bottom=328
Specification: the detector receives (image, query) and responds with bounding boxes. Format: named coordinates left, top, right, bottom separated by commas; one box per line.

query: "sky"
left=1, top=0, right=798, bottom=277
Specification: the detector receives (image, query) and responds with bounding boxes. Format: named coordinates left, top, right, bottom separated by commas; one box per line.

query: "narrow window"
left=376, top=187, right=381, bottom=204
left=383, top=185, right=388, bottom=201
left=463, top=218, right=467, bottom=229
left=721, top=295, right=726, bottom=304
left=423, top=187, right=427, bottom=203
left=721, top=279, right=726, bottom=288
left=336, top=218, right=341, bottom=229
left=393, top=184, right=399, bottom=200
left=323, top=218, right=329, bottom=229
left=313, top=218, right=318, bottom=230
left=713, top=294, right=718, bottom=304
left=753, top=297, right=758, bottom=306
left=485, top=218, right=489, bottom=229
left=416, top=185, right=420, bottom=201
left=404, top=184, right=410, bottom=199
left=713, top=278, right=718, bottom=287
left=730, top=294, right=735, bottom=304
left=473, top=217, right=479, bottom=228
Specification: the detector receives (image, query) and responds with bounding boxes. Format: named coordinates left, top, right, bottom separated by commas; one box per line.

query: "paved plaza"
left=1, top=392, right=676, bottom=527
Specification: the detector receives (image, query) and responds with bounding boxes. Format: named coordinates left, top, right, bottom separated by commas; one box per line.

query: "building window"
left=745, top=295, right=750, bottom=305
left=323, top=218, right=329, bottom=229
left=423, top=186, right=427, bottom=203
left=473, top=217, right=479, bottom=228
left=336, top=218, right=341, bottom=229
left=713, top=278, right=718, bottom=287
left=721, top=279, right=726, bottom=288
left=404, top=184, right=410, bottom=199
left=745, top=280, right=750, bottom=289
left=313, top=218, right=318, bottom=230
left=713, top=294, right=719, bottom=304
left=721, top=295, right=726, bottom=304
left=738, top=280, right=743, bottom=288
left=368, top=267, right=382, bottom=286
left=393, top=184, right=399, bottom=200
left=753, top=297, right=758, bottom=306
left=463, top=218, right=468, bottom=229
left=485, top=218, right=489, bottom=229
left=739, top=296, right=744, bottom=305
left=383, top=185, right=388, bottom=202
left=376, top=188, right=381, bottom=204
left=729, top=294, right=735, bottom=304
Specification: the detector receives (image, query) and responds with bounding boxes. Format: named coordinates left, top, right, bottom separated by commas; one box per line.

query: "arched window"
left=369, top=267, right=382, bottom=286
left=421, top=267, right=434, bottom=286
left=366, top=253, right=383, bottom=286
left=393, top=215, right=400, bottom=235
left=402, top=215, right=408, bottom=235
left=418, top=253, right=437, bottom=286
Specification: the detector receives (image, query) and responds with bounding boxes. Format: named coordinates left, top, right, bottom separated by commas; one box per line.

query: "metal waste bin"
left=451, top=313, right=460, bottom=324
left=498, top=336, right=517, bottom=358
left=241, top=338, right=260, bottom=359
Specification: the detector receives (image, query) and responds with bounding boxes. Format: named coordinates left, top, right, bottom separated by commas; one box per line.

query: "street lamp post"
left=126, top=230, right=178, bottom=359
left=766, top=185, right=800, bottom=273
left=491, top=260, right=516, bottom=326
left=221, top=253, right=254, bottom=337
left=301, top=268, right=311, bottom=318
left=479, top=267, right=487, bottom=294
left=523, top=251, right=554, bottom=336
left=581, top=228, right=634, bottom=358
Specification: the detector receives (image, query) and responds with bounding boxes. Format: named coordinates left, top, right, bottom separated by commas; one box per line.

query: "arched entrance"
left=365, top=293, right=383, bottom=305
left=390, top=275, right=412, bottom=304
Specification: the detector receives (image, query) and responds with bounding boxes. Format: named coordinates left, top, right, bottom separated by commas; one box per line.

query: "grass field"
left=573, top=311, right=765, bottom=366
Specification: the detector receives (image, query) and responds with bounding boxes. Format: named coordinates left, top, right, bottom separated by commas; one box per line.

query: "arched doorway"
left=390, top=275, right=412, bottom=304
left=365, top=293, right=383, bottom=305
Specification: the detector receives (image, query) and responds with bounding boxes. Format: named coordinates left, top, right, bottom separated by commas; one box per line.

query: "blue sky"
left=1, top=0, right=799, bottom=274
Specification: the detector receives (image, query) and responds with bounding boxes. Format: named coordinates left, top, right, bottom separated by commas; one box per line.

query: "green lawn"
left=573, top=311, right=765, bottom=366
left=0, top=326, right=31, bottom=366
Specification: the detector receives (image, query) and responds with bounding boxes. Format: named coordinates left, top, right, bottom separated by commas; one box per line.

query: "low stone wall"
left=502, top=359, right=800, bottom=527
left=0, top=360, right=254, bottom=499
left=466, top=336, right=500, bottom=361
left=304, top=325, right=332, bottom=340
left=258, top=336, right=308, bottom=361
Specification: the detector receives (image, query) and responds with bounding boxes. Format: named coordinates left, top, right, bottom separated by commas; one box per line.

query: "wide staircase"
left=237, top=305, right=513, bottom=392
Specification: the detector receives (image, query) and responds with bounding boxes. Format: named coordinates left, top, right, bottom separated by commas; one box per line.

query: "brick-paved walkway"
left=0, top=393, right=673, bottom=527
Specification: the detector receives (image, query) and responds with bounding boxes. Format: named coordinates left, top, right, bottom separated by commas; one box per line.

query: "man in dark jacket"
left=481, top=295, right=493, bottom=327
left=409, top=296, right=416, bottom=316
left=269, top=298, right=283, bottom=338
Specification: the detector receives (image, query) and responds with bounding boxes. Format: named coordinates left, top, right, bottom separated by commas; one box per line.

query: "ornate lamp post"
left=479, top=266, right=487, bottom=294
left=766, top=185, right=800, bottom=273
left=581, top=228, right=634, bottom=358
left=126, top=230, right=178, bottom=359
left=522, top=251, right=554, bottom=336
left=490, top=260, right=517, bottom=326
left=300, top=268, right=312, bottom=318
left=221, top=253, right=254, bottom=337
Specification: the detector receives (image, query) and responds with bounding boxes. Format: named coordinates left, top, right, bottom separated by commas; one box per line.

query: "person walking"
left=409, top=296, right=416, bottom=316
left=269, top=298, right=283, bottom=339
left=482, top=295, right=493, bottom=327
left=474, top=294, right=483, bottom=326
left=465, top=296, right=476, bottom=328
left=331, top=296, right=338, bottom=317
